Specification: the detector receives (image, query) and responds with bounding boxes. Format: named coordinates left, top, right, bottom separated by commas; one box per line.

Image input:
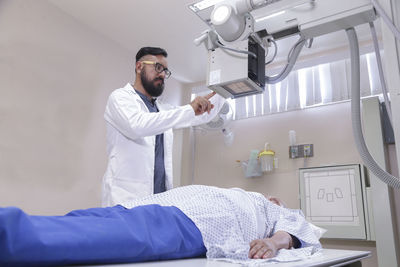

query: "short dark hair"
left=135, top=47, right=168, bottom=62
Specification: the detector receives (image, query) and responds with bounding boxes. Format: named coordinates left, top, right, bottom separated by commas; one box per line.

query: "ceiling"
left=48, top=0, right=379, bottom=84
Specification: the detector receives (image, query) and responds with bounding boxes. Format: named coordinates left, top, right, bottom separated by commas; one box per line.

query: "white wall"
left=189, top=101, right=361, bottom=204
left=0, top=0, right=123, bottom=214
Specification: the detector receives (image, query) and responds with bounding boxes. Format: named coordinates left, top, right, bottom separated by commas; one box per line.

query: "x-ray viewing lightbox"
left=299, top=164, right=375, bottom=240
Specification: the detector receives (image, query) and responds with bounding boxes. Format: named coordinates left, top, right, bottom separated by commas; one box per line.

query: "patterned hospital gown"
left=124, top=185, right=322, bottom=261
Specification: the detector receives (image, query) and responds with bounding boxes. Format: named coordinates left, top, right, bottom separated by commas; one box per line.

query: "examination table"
left=75, top=249, right=370, bottom=267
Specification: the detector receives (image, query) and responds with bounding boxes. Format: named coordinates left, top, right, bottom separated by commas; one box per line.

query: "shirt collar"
left=134, top=88, right=157, bottom=106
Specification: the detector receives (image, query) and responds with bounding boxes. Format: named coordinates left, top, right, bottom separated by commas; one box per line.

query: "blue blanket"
left=0, top=204, right=206, bottom=266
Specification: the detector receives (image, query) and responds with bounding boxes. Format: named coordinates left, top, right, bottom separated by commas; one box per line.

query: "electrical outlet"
left=303, top=144, right=313, bottom=157
left=289, top=144, right=314, bottom=158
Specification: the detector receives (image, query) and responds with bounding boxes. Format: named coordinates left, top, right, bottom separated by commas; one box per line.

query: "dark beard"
left=141, top=69, right=164, bottom=97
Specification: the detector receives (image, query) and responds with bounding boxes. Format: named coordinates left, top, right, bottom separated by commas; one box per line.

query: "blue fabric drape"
left=0, top=204, right=206, bottom=266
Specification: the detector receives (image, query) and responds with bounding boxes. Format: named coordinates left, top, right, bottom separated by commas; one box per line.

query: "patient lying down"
left=0, top=185, right=322, bottom=266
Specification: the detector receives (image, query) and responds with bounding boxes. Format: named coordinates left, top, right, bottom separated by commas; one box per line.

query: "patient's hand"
left=249, top=231, right=292, bottom=259
left=248, top=238, right=278, bottom=259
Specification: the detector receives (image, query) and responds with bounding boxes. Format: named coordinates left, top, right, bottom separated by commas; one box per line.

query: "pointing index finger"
left=204, top=91, right=216, bottom=100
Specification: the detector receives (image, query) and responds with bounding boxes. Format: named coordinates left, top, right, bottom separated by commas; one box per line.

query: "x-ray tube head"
left=207, top=38, right=265, bottom=98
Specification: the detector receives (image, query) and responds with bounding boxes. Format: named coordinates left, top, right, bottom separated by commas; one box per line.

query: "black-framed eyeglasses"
left=141, top=61, right=171, bottom=79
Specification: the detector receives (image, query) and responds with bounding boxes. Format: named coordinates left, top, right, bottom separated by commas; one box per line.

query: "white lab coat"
left=102, top=83, right=224, bottom=207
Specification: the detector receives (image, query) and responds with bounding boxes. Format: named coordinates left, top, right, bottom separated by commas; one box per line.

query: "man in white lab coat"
left=102, top=47, right=224, bottom=207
